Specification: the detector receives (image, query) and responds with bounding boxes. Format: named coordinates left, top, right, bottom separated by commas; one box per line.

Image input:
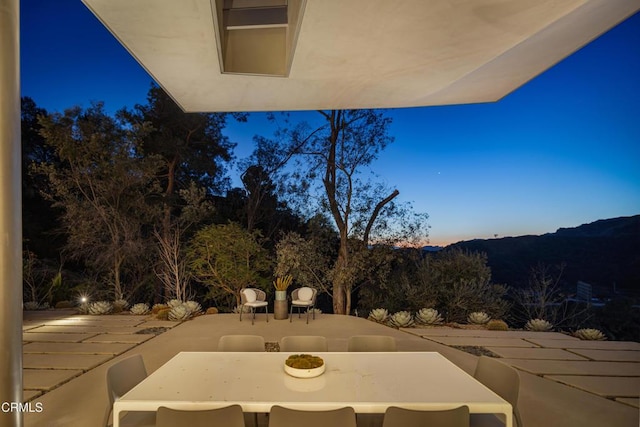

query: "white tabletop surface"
left=114, top=351, right=512, bottom=427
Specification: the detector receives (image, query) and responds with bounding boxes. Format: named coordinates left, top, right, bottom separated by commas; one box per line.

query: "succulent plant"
left=77, top=302, right=90, bottom=314
left=467, top=311, right=491, bottom=325
left=167, top=299, right=183, bottom=308
left=486, top=319, right=509, bottom=331
left=130, top=303, right=150, bottom=315
left=89, top=301, right=113, bottom=315
left=415, top=308, right=443, bottom=325
left=113, top=299, right=129, bottom=312
left=23, top=301, right=40, bottom=311
left=307, top=308, right=322, bottom=315
left=168, top=304, right=191, bottom=321
left=574, top=328, right=606, bottom=341
left=388, top=311, right=415, bottom=328
left=152, top=303, right=168, bottom=314
left=156, top=307, right=171, bottom=320
left=368, top=308, right=389, bottom=323
left=184, top=300, right=202, bottom=314
left=525, top=318, right=553, bottom=332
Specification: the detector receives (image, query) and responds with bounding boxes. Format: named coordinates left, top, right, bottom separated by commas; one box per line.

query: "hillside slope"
left=450, top=215, right=640, bottom=296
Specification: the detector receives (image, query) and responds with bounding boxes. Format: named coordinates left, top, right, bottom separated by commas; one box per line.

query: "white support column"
left=0, top=0, right=24, bottom=425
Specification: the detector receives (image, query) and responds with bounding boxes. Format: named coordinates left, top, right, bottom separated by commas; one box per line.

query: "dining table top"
left=114, top=351, right=512, bottom=427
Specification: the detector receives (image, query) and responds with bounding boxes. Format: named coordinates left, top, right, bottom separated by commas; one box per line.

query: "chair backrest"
left=106, top=354, right=147, bottom=405
left=382, top=406, right=469, bottom=427
left=241, top=288, right=266, bottom=304
left=280, top=336, right=328, bottom=352
left=292, top=287, right=316, bottom=303
left=104, top=354, right=148, bottom=426
left=347, top=335, right=397, bottom=352
left=268, top=405, right=356, bottom=427
left=474, top=356, right=523, bottom=427
left=218, top=335, right=265, bottom=352
left=156, top=405, right=245, bottom=427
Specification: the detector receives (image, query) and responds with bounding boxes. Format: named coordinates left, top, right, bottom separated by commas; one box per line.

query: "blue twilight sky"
left=21, top=2, right=640, bottom=246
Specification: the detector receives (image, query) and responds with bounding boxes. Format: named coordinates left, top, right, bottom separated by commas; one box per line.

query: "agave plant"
left=467, top=311, right=491, bottom=325
left=77, top=302, right=90, bottom=314
left=89, top=301, right=113, bottom=315
left=168, top=304, right=191, bottom=321
left=525, top=318, right=553, bottom=332
left=130, top=303, right=150, bottom=315
left=574, top=328, right=606, bottom=341
left=113, top=299, right=129, bottom=311
left=388, top=311, right=415, bottom=328
left=368, top=308, right=389, bottom=323
left=415, top=308, right=443, bottom=325
left=306, top=308, right=322, bottom=316
left=167, top=299, right=183, bottom=308
left=184, top=300, right=202, bottom=314
left=23, top=301, right=40, bottom=311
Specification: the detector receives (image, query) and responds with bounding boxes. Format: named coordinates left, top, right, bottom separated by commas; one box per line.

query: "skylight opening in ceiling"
left=213, top=0, right=306, bottom=76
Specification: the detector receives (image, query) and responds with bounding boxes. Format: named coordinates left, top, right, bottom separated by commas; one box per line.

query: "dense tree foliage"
left=357, top=248, right=509, bottom=322
left=275, top=218, right=338, bottom=297
left=34, top=103, right=162, bottom=300
left=187, top=222, right=272, bottom=308
left=21, top=97, right=61, bottom=258
left=417, top=249, right=509, bottom=322
left=121, top=85, right=245, bottom=299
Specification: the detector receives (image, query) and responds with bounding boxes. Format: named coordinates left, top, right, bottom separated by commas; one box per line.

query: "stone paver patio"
left=20, top=310, right=639, bottom=427
left=403, top=326, right=640, bottom=411
left=22, top=310, right=181, bottom=402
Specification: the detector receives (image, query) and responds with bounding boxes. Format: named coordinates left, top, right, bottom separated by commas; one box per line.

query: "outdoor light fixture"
left=212, top=0, right=306, bottom=76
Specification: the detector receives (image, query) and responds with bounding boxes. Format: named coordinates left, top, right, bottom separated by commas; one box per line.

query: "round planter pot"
left=274, top=299, right=288, bottom=320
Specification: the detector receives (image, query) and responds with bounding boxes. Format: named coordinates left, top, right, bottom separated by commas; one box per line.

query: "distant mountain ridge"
left=553, top=215, right=639, bottom=238
left=448, top=215, right=640, bottom=295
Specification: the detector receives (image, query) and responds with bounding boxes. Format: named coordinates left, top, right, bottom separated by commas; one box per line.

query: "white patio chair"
left=268, top=405, right=356, bottom=427
left=240, top=287, right=269, bottom=325
left=104, top=354, right=155, bottom=427
left=218, top=335, right=265, bottom=352
left=289, top=287, right=317, bottom=324
left=347, top=335, right=397, bottom=352
left=156, top=405, right=245, bottom=427
left=471, top=356, right=523, bottom=427
left=382, top=405, right=469, bottom=427
left=280, top=335, right=328, bottom=352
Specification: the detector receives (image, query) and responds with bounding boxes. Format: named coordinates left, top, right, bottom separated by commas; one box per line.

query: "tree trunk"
left=113, top=257, right=123, bottom=301
left=345, top=286, right=352, bottom=315
left=157, top=158, right=177, bottom=302
left=332, top=234, right=349, bottom=314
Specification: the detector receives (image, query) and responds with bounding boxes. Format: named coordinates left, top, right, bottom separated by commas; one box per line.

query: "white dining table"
left=113, top=351, right=512, bottom=427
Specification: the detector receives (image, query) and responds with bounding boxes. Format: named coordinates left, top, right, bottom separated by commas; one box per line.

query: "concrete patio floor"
left=21, top=310, right=639, bottom=427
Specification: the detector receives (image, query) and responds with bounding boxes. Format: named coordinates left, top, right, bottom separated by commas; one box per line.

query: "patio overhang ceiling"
left=81, top=0, right=639, bottom=112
